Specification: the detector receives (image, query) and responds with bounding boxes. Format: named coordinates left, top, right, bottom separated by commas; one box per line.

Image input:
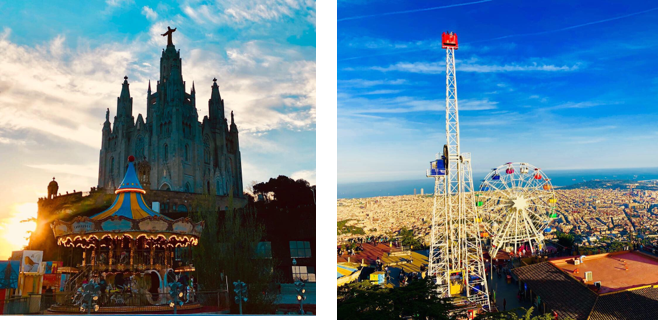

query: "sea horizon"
left=338, top=167, right=658, bottom=199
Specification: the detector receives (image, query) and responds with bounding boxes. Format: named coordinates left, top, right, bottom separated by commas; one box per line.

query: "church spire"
left=147, top=79, right=151, bottom=93
left=208, top=77, right=224, bottom=123
left=191, top=81, right=196, bottom=95
left=116, top=76, right=133, bottom=120
left=210, top=78, right=220, bottom=100
left=230, top=110, right=238, bottom=133
left=120, top=76, right=130, bottom=100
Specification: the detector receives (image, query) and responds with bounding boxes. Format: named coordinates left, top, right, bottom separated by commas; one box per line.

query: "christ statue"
left=161, top=26, right=177, bottom=46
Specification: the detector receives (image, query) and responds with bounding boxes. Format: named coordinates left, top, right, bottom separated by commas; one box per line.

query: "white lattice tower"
left=428, top=167, right=449, bottom=296
left=428, top=32, right=490, bottom=311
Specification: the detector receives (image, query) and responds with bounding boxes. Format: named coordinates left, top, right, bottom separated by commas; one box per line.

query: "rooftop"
left=551, top=251, right=658, bottom=294
left=513, top=251, right=658, bottom=319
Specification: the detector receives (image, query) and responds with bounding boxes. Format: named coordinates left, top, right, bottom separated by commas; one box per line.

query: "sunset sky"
left=0, top=0, right=316, bottom=259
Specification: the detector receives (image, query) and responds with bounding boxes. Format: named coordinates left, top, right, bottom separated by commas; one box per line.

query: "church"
left=98, top=27, right=243, bottom=197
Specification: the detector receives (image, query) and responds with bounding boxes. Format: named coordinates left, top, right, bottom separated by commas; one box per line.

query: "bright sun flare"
left=0, top=203, right=38, bottom=259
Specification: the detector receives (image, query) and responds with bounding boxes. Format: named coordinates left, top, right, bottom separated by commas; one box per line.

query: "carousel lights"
left=115, top=187, right=146, bottom=194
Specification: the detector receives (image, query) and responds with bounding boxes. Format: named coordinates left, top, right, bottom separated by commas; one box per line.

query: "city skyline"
left=338, top=1, right=658, bottom=184
left=0, top=0, right=316, bottom=259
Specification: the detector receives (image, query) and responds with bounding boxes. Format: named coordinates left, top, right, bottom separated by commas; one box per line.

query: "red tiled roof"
left=337, top=243, right=393, bottom=265
left=513, top=262, right=596, bottom=320
left=590, top=287, right=658, bottom=319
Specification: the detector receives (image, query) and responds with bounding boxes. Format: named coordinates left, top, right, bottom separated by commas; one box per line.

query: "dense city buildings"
left=338, top=186, right=658, bottom=249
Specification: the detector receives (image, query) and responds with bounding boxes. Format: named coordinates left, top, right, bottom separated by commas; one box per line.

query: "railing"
left=1, top=289, right=229, bottom=314
left=64, top=266, right=91, bottom=293
left=3, top=296, right=30, bottom=315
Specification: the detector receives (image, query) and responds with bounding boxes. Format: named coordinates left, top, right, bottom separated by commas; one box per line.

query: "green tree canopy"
left=338, top=278, right=455, bottom=320
left=190, top=191, right=279, bottom=314
left=555, top=232, right=575, bottom=248
left=399, top=227, right=423, bottom=249
left=253, top=175, right=315, bottom=208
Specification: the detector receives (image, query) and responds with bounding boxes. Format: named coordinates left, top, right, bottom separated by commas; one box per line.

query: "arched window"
left=216, top=180, right=220, bottom=195
left=203, top=137, right=210, bottom=164
left=207, top=181, right=210, bottom=194
left=184, top=182, right=191, bottom=193
left=110, top=157, right=114, bottom=175
left=177, top=205, right=188, bottom=212
left=164, top=144, right=168, bottom=162
left=185, top=144, right=189, bottom=162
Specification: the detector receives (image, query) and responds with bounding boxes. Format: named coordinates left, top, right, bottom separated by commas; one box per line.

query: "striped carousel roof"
left=91, top=156, right=170, bottom=221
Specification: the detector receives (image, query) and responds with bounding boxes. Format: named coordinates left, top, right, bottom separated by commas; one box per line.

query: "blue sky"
left=338, top=0, right=658, bottom=184
left=0, top=0, right=315, bottom=256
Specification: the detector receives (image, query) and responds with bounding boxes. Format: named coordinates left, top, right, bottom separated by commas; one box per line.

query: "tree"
left=190, top=193, right=223, bottom=291
left=556, top=232, right=575, bottom=248
left=399, top=228, right=423, bottom=249
left=338, top=278, right=455, bottom=320
left=475, top=307, right=564, bottom=320
left=190, top=190, right=279, bottom=314
left=253, top=175, right=314, bottom=208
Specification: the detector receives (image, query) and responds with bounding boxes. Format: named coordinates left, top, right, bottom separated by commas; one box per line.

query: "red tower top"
left=442, top=32, right=458, bottom=49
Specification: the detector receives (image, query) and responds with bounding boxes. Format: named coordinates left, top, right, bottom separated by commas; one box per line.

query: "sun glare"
left=0, top=203, right=38, bottom=259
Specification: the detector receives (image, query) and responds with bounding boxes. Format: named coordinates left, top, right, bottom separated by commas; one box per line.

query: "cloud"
left=291, top=169, right=316, bottom=185
left=0, top=32, right=148, bottom=148
left=182, top=0, right=315, bottom=25
left=543, top=101, right=617, bottom=111
left=339, top=93, right=497, bottom=114
left=0, top=30, right=315, bottom=148
left=370, top=61, right=579, bottom=74
left=338, top=0, right=492, bottom=22
left=106, top=0, right=133, bottom=8
left=0, top=137, right=26, bottom=146
left=24, top=163, right=98, bottom=179
left=142, top=6, right=158, bottom=20
left=184, top=41, right=316, bottom=133
left=468, top=5, right=658, bottom=45
left=338, top=78, right=407, bottom=88
left=360, top=90, right=402, bottom=95
left=567, top=137, right=607, bottom=144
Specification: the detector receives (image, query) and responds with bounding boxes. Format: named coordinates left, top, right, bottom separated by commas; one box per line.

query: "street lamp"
left=168, top=281, right=185, bottom=314
left=80, top=282, right=101, bottom=314
left=294, top=278, right=307, bottom=315
left=233, top=280, right=248, bottom=315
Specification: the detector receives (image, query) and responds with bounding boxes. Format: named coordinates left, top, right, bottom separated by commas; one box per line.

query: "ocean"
left=337, top=167, right=658, bottom=199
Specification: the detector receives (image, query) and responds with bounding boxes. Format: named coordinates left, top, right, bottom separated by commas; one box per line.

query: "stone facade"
left=98, top=40, right=243, bottom=197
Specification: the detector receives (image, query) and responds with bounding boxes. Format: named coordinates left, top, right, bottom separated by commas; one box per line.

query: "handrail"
left=65, top=265, right=91, bottom=292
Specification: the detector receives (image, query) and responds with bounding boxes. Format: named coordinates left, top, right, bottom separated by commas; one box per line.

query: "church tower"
left=98, top=27, right=244, bottom=198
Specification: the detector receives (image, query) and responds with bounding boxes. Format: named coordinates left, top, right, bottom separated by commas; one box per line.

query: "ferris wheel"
left=476, top=162, right=558, bottom=258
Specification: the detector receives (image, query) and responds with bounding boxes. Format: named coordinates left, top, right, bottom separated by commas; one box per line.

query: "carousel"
left=49, top=156, right=204, bottom=313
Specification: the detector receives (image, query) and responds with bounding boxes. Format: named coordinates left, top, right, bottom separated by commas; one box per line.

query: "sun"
left=0, top=203, right=38, bottom=259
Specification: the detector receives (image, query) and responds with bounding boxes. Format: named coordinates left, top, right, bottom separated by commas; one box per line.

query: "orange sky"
left=0, top=202, right=37, bottom=260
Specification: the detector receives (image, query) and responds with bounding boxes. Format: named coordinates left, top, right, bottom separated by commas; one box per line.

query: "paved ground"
left=487, top=261, right=535, bottom=316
